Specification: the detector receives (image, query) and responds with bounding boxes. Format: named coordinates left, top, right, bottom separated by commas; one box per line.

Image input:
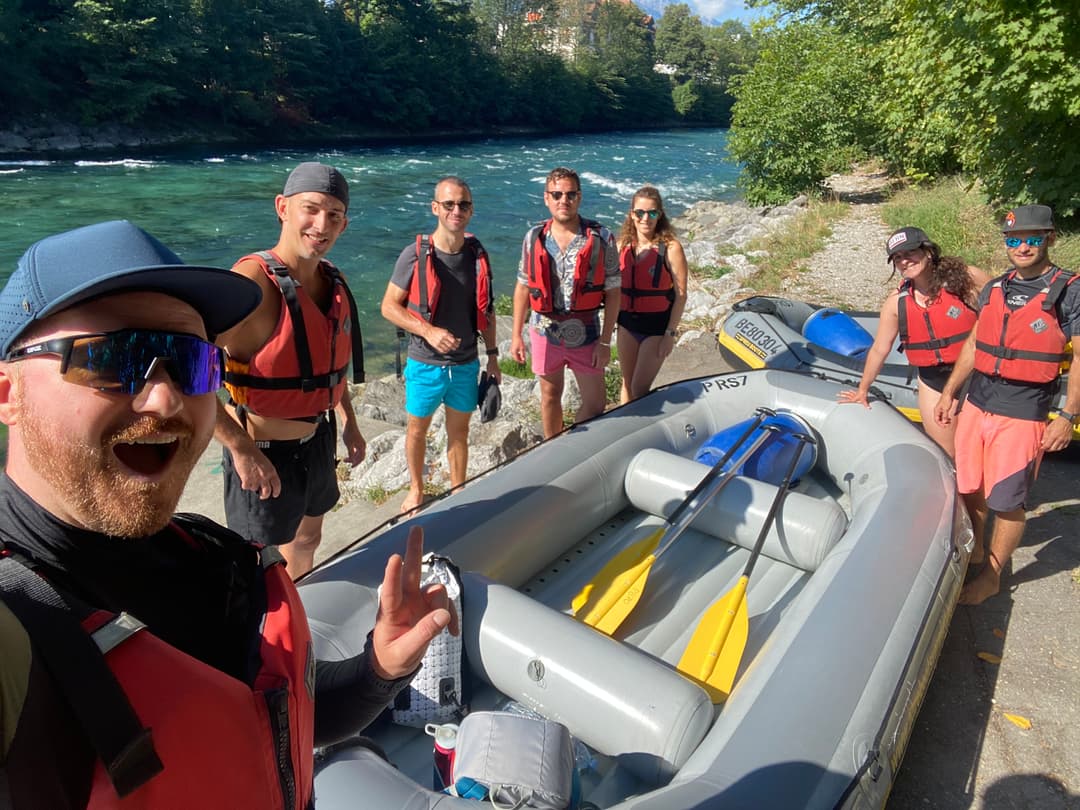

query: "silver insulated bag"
left=391, top=553, right=466, bottom=726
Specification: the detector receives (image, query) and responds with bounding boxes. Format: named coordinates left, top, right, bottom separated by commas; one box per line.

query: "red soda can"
left=425, top=722, right=458, bottom=790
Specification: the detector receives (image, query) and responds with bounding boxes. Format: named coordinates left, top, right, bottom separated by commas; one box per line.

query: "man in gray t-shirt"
left=381, top=176, right=499, bottom=512
left=935, top=204, right=1080, bottom=606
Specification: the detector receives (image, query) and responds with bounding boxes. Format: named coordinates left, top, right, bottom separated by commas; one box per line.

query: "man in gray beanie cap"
left=214, top=161, right=366, bottom=577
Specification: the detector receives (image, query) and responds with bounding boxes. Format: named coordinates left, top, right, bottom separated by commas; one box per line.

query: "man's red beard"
left=20, top=410, right=205, bottom=537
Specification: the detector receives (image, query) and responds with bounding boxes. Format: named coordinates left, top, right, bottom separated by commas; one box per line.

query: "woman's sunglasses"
left=4, top=329, right=224, bottom=395
left=633, top=209, right=660, bottom=220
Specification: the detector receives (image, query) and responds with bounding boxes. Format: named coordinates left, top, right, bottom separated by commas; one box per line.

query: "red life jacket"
left=224, top=251, right=363, bottom=420
left=0, top=517, right=315, bottom=810
left=526, top=219, right=607, bottom=314
left=973, top=268, right=1078, bottom=383
left=407, top=233, right=494, bottom=333
left=896, top=281, right=976, bottom=366
left=619, top=243, right=675, bottom=314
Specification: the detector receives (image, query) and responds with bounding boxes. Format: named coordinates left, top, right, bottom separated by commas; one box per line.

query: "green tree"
left=655, top=7, right=755, bottom=123
left=742, top=0, right=1080, bottom=217
left=573, top=0, right=669, bottom=125
left=728, top=20, right=876, bottom=204
left=654, top=4, right=709, bottom=82
left=884, top=0, right=1080, bottom=217
left=704, top=20, right=758, bottom=92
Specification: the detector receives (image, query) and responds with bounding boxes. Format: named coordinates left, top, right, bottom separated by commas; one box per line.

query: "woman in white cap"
left=839, top=227, right=989, bottom=457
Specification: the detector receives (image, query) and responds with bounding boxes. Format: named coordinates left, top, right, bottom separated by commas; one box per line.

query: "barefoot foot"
left=958, top=568, right=1001, bottom=605
left=400, top=491, right=425, bottom=514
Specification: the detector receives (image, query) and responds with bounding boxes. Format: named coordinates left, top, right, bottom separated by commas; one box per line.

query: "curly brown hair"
left=618, top=186, right=677, bottom=249
left=892, top=241, right=978, bottom=306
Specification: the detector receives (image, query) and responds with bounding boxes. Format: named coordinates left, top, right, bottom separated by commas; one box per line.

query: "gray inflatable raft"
left=301, top=368, right=972, bottom=809
left=718, top=295, right=1078, bottom=441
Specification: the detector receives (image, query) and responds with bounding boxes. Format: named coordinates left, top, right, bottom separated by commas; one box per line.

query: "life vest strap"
left=0, top=554, right=164, bottom=797
left=257, top=252, right=365, bottom=386
left=224, top=366, right=349, bottom=393
left=903, top=333, right=968, bottom=351
left=1040, top=267, right=1075, bottom=313
left=974, top=340, right=1064, bottom=363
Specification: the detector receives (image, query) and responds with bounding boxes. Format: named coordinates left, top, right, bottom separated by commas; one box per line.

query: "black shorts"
left=222, top=415, right=339, bottom=545
left=617, top=309, right=671, bottom=339
left=917, top=364, right=954, bottom=393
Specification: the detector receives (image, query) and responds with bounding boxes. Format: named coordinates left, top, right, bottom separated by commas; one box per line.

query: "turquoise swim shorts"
left=404, top=357, right=480, bottom=418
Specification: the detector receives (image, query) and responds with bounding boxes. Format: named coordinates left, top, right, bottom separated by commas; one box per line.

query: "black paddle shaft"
left=668, top=407, right=777, bottom=528
left=742, top=431, right=816, bottom=581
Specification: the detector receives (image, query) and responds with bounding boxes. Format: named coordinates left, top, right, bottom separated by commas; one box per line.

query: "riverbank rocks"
left=342, top=374, right=554, bottom=502
left=670, top=195, right=809, bottom=333
left=0, top=122, right=233, bottom=155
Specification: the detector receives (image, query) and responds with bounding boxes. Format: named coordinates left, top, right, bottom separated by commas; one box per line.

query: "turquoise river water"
left=0, top=128, right=739, bottom=374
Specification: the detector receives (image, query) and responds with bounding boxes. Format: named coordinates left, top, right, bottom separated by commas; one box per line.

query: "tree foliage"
left=654, top=6, right=755, bottom=123
left=735, top=0, right=1080, bottom=217
left=728, top=20, right=875, bottom=204
left=0, top=0, right=756, bottom=143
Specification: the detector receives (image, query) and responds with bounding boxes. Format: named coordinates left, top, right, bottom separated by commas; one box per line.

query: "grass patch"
left=499, top=357, right=533, bottom=378
left=362, top=485, right=398, bottom=505
left=881, top=177, right=1080, bottom=275
left=495, top=293, right=514, bottom=316
left=698, top=264, right=733, bottom=280
left=741, top=200, right=849, bottom=292
left=604, top=360, right=622, bottom=404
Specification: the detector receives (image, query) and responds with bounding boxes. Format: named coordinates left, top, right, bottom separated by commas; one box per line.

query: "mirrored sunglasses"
left=437, top=200, right=473, bottom=212
left=1004, top=235, right=1045, bottom=248
left=546, top=190, right=580, bottom=201
left=4, top=329, right=224, bottom=395
left=633, top=209, right=660, bottom=220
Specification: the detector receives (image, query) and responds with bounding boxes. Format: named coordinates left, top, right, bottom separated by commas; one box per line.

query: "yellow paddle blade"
left=584, top=554, right=657, bottom=635
left=570, top=529, right=662, bottom=617
left=678, top=576, right=750, bottom=703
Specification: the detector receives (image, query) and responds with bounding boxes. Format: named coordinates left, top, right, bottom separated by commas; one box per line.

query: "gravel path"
left=781, top=171, right=899, bottom=312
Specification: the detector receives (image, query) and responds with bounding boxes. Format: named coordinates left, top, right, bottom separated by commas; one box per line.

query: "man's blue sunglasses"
left=4, top=329, right=223, bottom=395
left=1004, top=235, right=1046, bottom=248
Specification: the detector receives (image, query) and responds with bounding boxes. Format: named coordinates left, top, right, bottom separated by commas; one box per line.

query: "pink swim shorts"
left=529, top=327, right=603, bottom=377
left=955, top=400, right=1045, bottom=512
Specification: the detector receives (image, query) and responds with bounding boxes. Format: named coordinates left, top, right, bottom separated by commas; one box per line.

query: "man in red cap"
left=216, top=162, right=366, bottom=577
left=935, top=204, right=1080, bottom=604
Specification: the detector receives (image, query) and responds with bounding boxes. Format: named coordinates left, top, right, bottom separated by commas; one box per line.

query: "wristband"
left=1058, top=409, right=1077, bottom=424
left=486, top=348, right=499, bottom=357
left=598, top=341, right=611, bottom=348
left=664, top=329, right=677, bottom=337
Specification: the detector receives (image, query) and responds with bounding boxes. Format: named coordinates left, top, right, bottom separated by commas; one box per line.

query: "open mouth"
left=112, top=436, right=180, bottom=476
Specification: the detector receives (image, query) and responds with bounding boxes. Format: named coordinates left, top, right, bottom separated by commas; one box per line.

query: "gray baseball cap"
left=282, top=162, right=349, bottom=211
left=1002, top=204, right=1054, bottom=232
left=885, top=227, right=932, bottom=262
